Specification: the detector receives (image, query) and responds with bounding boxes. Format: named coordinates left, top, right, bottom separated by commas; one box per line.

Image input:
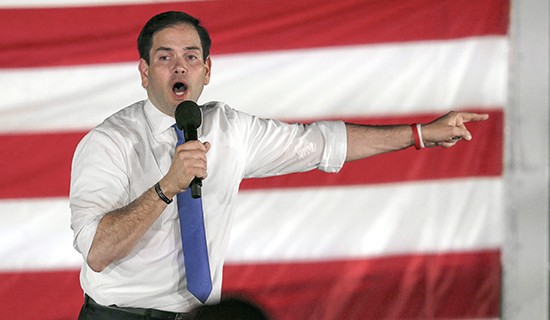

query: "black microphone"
left=175, top=100, right=203, bottom=199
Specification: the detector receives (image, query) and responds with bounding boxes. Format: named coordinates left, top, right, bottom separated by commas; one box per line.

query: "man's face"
left=139, top=23, right=211, bottom=116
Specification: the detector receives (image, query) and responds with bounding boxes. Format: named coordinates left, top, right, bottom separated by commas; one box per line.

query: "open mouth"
left=172, top=82, right=187, bottom=96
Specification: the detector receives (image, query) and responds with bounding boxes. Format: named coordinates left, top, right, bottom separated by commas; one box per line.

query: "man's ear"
left=204, top=56, right=212, bottom=86
left=138, top=59, right=149, bottom=88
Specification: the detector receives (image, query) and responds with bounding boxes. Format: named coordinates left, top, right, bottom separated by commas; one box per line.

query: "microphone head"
left=175, top=101, right=202, bottom=130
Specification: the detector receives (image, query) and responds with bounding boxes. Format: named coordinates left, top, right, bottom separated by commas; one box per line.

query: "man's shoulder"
left=100, top=100, right=147, bottom=128
left=200, top=100, right=228, bottom=113
left=200, top=101, right=252, bottom=121
left=81, top=100, right=147, bottom=145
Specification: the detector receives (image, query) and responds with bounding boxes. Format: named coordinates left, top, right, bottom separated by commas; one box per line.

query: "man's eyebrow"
left=154, top=46, right=202, bottom=52
left=155, top=46, right=173, bottom=52
left=184, top=46, right=202, bottom=52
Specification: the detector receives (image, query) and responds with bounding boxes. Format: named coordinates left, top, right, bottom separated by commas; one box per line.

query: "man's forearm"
left=86, top=184, right=169, bottom=272
left=344, top=111, right=490, bottom=161
left=345, top=123, right=414, bottom=161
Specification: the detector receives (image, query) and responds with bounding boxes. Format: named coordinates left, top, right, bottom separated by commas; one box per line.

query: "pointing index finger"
left=460, top=112, right=489, bottom=123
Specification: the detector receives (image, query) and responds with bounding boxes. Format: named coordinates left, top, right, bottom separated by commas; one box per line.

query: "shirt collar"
left=144, top=99, right=176, bottom=138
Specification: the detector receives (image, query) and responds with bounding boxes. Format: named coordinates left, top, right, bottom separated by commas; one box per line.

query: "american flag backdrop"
left=0, top=0, right=507, bottom=319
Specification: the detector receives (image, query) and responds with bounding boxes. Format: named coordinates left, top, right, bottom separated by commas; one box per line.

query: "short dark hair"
left=137, top=11, right=212, bottom=64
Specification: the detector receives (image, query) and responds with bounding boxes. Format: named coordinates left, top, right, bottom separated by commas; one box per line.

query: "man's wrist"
left=154, top=182, right=173, bottom=204
left=411, top=123, right=425, bottom=150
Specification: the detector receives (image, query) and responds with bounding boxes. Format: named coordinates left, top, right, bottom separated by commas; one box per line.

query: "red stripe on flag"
left=224, top=250, right=501, bottom=320
left=0, top=0, right=509, bottom=68
left=0, top=109, right=502, bottom=199
left=1, top=250, right=500, bottom=320
left=0, top=269, right=83, bottom=320
left=0, top=131, right=86, bottom=199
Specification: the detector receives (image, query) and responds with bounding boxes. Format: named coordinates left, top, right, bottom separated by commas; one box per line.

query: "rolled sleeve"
left=71, top=212, right=101, bottom=260
left=69, top=129, right=130, bottom=260
left=316, top=120, right=347, bottom=173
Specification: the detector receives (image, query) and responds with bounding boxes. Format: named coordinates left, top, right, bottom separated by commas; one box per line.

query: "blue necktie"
left=173, top=125, right=212, bottom=303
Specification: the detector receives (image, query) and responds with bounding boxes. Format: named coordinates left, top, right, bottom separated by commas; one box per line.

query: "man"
left=70, top=11, right=488, bottom=320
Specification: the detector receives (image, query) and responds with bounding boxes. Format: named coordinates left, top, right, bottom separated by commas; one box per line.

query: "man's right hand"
left=161, top=140, right=211, bottom=199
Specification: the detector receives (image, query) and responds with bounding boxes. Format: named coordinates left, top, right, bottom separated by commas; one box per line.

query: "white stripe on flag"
left=1, top=178, right=502, bottom=270
left=204, top=37, right=507, bottom=119
left=0, top=198, right=81, bottom=271
left=228, top=178, right=503, bottom=262
left=0, top=37, right=506, bottom=133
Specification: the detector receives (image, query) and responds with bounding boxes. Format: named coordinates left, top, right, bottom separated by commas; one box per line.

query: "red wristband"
left=411, top=123, right=422, bottom=150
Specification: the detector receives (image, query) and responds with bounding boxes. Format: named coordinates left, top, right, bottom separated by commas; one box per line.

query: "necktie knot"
left=173, top=124, right=184, bottom=145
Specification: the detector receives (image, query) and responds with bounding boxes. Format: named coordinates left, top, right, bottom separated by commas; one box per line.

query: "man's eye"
left=159, top=56, right=170, bottom=61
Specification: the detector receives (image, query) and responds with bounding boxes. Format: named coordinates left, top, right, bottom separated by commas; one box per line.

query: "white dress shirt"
left=70, top=99, right=347, bottom=312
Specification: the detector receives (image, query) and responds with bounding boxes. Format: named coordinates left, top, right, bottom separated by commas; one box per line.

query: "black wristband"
left=154, top=182, right=173, bottom=204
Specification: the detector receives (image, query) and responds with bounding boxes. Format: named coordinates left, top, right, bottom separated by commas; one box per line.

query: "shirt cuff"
left=316, top=120, right=347, bottom=173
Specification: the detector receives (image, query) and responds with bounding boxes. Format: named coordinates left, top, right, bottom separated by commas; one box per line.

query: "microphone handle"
left=184, top=129, right=198, bottom=142
left=190, top=177, right=202, bottom=199
left=182, top=128, right=202, bottom=199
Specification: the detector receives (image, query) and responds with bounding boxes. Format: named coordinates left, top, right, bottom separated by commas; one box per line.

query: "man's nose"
left=173, top=58, right=187, bottom=74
